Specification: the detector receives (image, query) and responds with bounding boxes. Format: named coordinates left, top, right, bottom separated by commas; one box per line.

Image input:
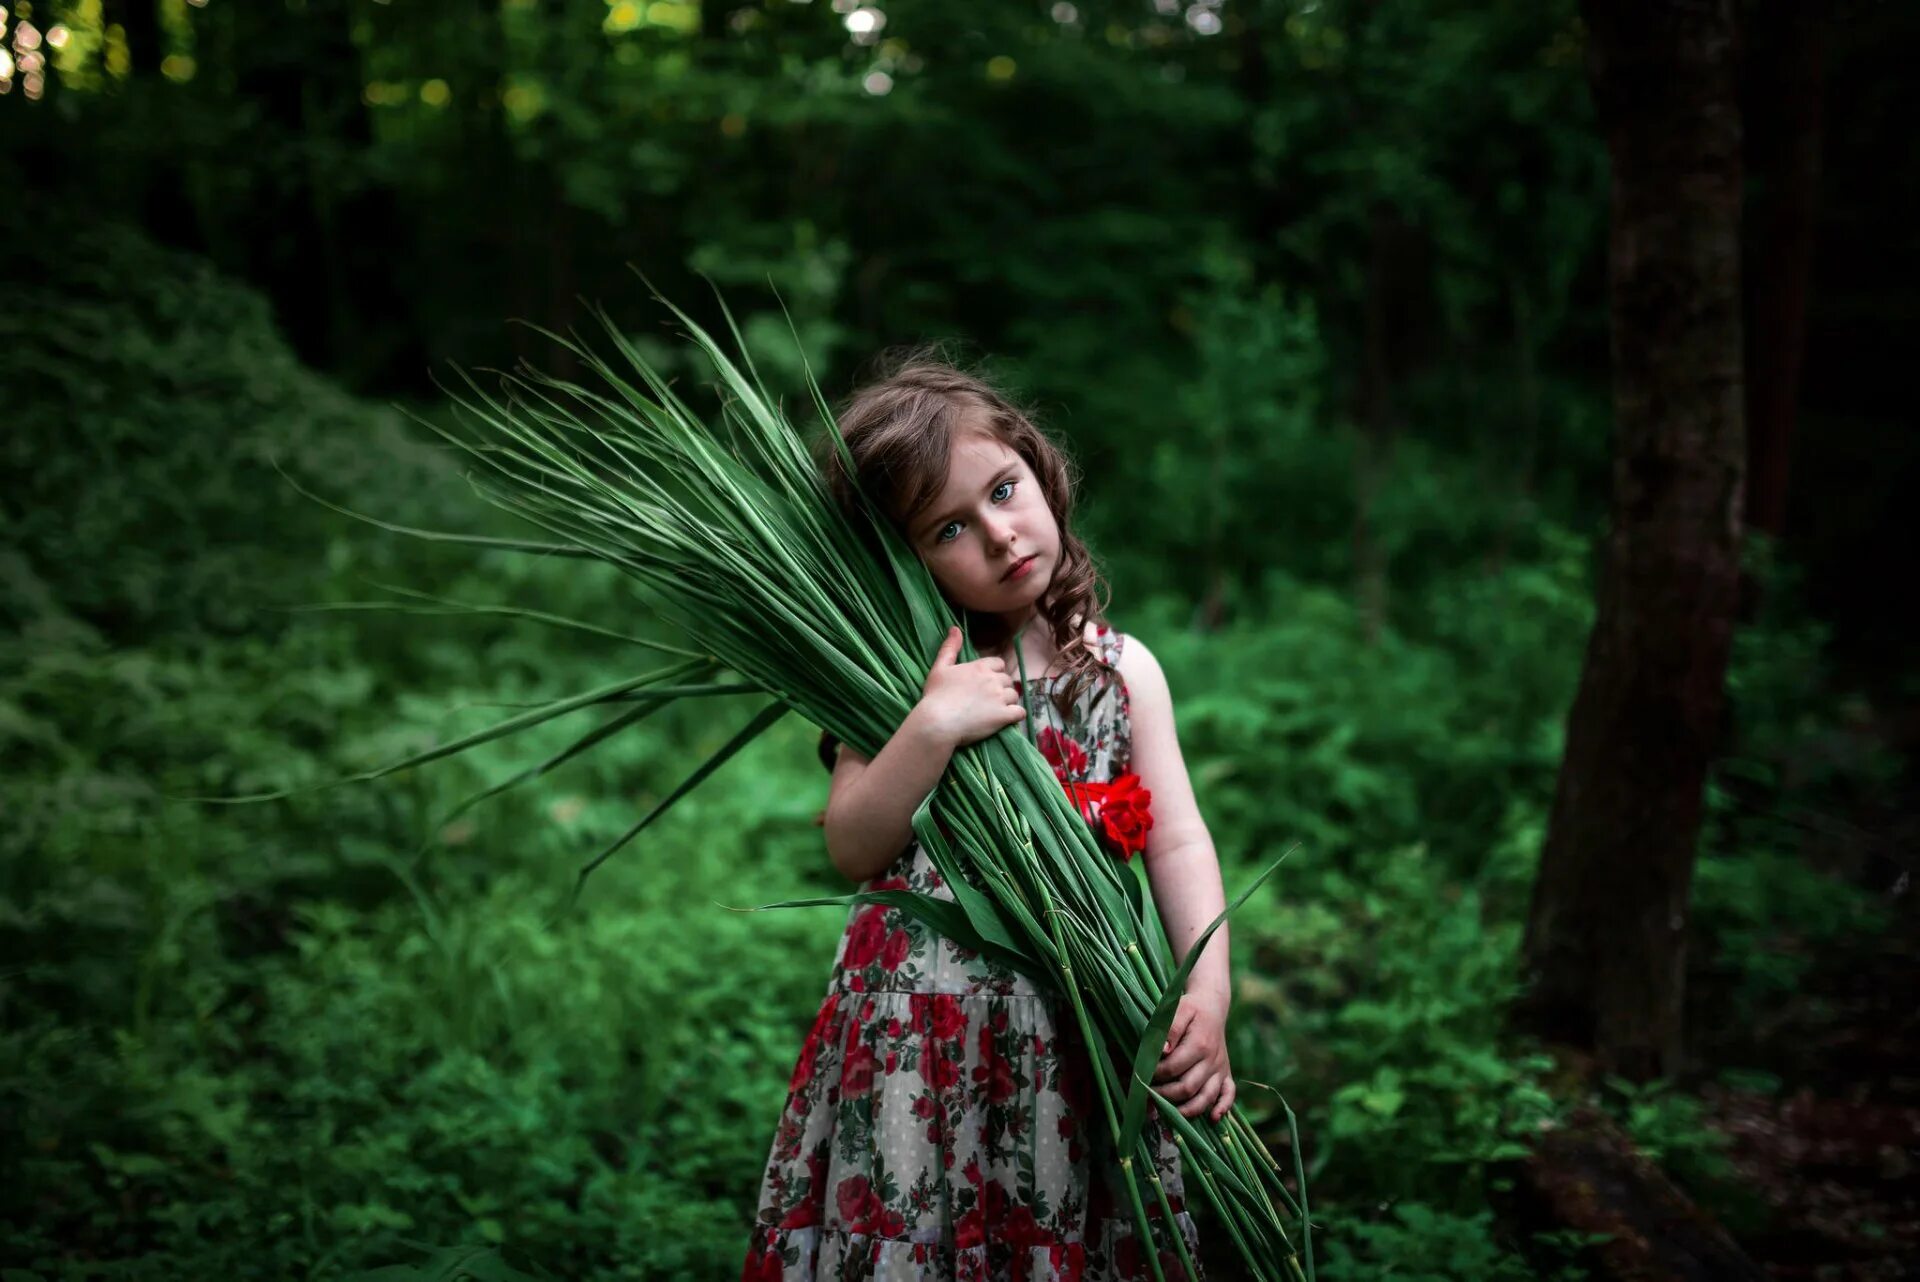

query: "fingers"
left=1152, top=1039, right=1207, bottom=1084
left=1181, top=1074, right=1226, bottom=1120
left=1209, top=1076, right=1237, bottom=1122
left=1166, top=1002, right=1196, bottom=1050
left=933, top=626, right=962, bottom=666
left=1155, top=1056, right=1210, bottom=1102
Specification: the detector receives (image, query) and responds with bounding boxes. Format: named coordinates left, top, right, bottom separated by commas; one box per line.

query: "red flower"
left=835, top=1174, right=880, bottom=1228
left=841, top=1042, right=878, bottom=1097
left=787, top=993, right=839, bottom=1094
left=741, top=1238, right=785, bottom=1282
left=973, top=1024, right=1019, bottom=1103
left=930, top=994, right=967, bottom=1041
left=1060, top=773, right=1153, bottom=861
left=881, top=928, right=912, bottom=971
left=1037, top=727, right=1088, bottom=782
left=918, top=1044, right=961, bottom=1090
left=1098, top=773, right=1154, bottom=859
left=843, top=905, right=889, bottom=969
left=1002, top=1203, right=1048, bottom=1248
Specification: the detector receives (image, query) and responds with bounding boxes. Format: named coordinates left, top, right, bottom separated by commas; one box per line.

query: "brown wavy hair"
left=812, top=342, right=1116, bottom=719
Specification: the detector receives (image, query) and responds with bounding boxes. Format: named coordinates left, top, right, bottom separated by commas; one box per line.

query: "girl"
left=741, top=352, right=1236, bottom=1282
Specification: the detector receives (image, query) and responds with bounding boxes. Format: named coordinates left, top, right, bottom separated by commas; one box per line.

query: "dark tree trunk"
left=1489, top=1108, right=1765, bottom=1282
left=1742, top=0, right=1827, bottom=539
left=1516, top=0, right=1747, bottom=1082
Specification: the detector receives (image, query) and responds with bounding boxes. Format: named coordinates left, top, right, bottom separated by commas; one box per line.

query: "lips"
left=1002, top=554, right=1037, bottom=582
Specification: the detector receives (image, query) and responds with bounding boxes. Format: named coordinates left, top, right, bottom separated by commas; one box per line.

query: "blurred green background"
left=2, top=0, right=1914, bottom=1278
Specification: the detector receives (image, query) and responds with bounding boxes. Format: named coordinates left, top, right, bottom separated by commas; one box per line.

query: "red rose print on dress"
left=1037, top=726, right=1089, bottom=783
left=841, top=1042, right=878, bottom=1097
left=881, top=927, right=911, bottom=971
left=974, top=1023, right=1018, bottom=1104
left=843, top=904, right=889, bottom=968
left=930, top=993, right=967, bottom=1041
left=741, top=1240, right=784, bottom=1282
left=834, top=1174, right=878, bottom=1228
left=786, top=993, right=838, bottom=1094
left=918, top=1043, right=962, bottom=1090
left=953, top=1204, right=985, bottom=1250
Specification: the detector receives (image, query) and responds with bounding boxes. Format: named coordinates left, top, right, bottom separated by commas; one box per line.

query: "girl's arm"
left=1118, top=633, right=1238, bottom=1122
left=823, top=626, right=1027, bottom=884
left=821, top=706, right=958, bottom=884
left=1120, top=635, right=1231, bottom=1007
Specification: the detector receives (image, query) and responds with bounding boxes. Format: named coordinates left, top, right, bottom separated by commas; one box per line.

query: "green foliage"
left=2, top=0, right=1906, bottom=1255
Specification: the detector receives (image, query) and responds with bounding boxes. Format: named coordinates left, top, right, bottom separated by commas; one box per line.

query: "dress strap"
left=1097, top=623, right=1125, bottom=669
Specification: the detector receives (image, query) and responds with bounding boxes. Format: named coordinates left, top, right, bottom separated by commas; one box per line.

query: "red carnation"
left=1097, top=773, right=1154, bottom=860
left=1059, top=773, right=1154, bottom=862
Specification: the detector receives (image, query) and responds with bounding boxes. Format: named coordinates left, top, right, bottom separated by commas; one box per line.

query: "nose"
left=983, top=512, right=1018, bottom=552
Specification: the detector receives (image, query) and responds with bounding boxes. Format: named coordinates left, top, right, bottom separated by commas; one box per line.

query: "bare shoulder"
left=1111, top=628, right=1170, bottom=697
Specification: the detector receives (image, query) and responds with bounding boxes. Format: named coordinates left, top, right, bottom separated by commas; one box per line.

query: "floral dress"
left=741, top=625, right=1203, bottom=1282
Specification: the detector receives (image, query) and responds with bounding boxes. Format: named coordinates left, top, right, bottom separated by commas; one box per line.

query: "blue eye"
left=933, top=479, right=1016, bottom=545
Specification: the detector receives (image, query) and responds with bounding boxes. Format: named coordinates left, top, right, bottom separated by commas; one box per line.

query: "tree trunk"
left=1742, top=0, right=1826, bottom=539
left=1516, top=0, right=1747, bottom=1082
left=1488, top=1107, right=1765, bottom=1282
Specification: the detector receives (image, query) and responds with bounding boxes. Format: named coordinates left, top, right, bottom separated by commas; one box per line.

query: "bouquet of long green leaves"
left=252, top=290, right=1313, bottom=1280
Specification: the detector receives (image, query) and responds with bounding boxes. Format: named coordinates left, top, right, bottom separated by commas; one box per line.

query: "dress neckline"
left=1012, top=626, right=1116, bottom=686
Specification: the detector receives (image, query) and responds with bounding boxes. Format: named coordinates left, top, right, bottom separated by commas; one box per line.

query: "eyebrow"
left=914, top=468, right=1018, bottom=540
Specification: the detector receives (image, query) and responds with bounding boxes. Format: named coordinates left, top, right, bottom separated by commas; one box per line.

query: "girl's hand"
left=915, top=625, right=1027, bottom=748
left=1151, top=992, right=1236, bottom=1122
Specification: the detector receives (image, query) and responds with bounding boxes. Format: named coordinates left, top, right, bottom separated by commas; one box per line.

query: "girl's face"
left=907, top=426, right=1059, bottom=620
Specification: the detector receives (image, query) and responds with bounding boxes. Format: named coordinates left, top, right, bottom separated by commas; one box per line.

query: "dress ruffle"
left=742, top=1211, right=1202, bottom=1282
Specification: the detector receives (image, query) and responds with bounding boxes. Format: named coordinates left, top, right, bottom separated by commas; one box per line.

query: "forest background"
left=3, top=0, right=1915, bottom=1278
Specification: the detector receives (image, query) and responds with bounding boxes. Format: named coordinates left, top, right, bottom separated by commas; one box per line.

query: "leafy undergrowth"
left=3, top=227, right=1904, bottom=1281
